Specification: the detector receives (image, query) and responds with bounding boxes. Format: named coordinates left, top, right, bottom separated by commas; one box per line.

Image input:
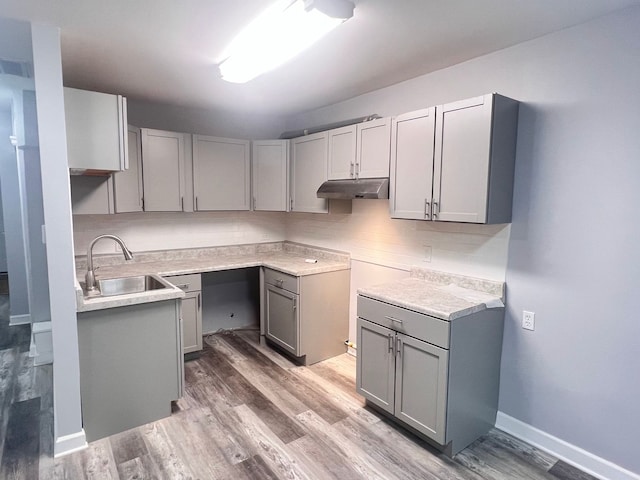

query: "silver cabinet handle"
left=355, top=162, right=360, bottom=179
left=181, top=196, right=184, bottom=211
left=275, top=279, right=284, bottom=288
left=175, top=283, right=190, bottom=290
left=384, top=315, right=403, bottom=324
left=433, top=201, right=439, bottom=218
left=424, top=199, right=431, bottom=220
left=396, top=337, right=402, bottom=357
left=350, top=162, right=354, bottom=178
left=388, top=334, right=394, bottom=353
left=253, top=196, right=257, bottom=210
left=293, top=298, right=297, bottom=310
left=197, top=293, right=201, bottom=309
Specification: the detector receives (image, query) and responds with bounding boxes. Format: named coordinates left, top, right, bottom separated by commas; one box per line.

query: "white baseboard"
left=10, top=313, right=31, bottom=325
left=496, top=412, right=640, bottom=480
left=54, top=429, right=87, bottom=457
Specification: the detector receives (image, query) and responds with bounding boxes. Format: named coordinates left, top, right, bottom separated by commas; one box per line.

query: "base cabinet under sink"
left=356, top=295, right=504, bottom=456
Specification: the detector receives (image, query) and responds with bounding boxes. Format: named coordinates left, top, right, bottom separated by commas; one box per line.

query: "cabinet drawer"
left=357, top=295, right=449, bottom=349
left=264, top=268, right=299, bottom=294
left=164, top=273, right=201, bottom=293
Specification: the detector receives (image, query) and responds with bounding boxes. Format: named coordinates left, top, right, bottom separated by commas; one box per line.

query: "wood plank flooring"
left=39, top=329, right=598, bottom=480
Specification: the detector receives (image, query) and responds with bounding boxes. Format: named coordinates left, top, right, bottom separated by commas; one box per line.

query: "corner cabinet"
left=328, top=117, right=391, bottom=180
left=192, top=135, right=250, bottom=211
left=356, top=295, right=504, bottom=456
left=141, top=129, right=187, bottom=212
left=251, top=140, right=289, bottom=212
left=263, top=267, right=349, bottom=365
left=290, top=132, right=329, bottom=213
left=64, top=87, right=128, bottom=173
left=390, top=94, right=519, bottom=224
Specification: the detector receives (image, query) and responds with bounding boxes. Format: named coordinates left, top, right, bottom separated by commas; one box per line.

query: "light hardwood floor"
left=39, top=330, right=595, bottom=480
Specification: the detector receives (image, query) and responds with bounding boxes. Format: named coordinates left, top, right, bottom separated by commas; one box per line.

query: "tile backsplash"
left=73, top=200, right=509, bottom=280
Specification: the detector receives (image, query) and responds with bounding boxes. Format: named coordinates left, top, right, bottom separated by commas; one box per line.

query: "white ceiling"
left=1, top=0, right=638, bottom=115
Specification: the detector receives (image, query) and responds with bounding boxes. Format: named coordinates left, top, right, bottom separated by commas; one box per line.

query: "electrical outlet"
left=522, top=310, right=535, bottom=331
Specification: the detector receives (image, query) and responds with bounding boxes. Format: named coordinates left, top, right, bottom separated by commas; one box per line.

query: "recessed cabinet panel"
left=265, top=284, right=299, bottom=355
left=356, top=117, right=391, bottom=178
left=252, top=140, right=289, bottom=212
left=193, top=135, right=250, bottom=211
left=394, top=334, right=449, bottom=444
left=180, top=291, right=202, bottom=354
left=291, top=132, right=329, bottom=213
left=356, top=318, right=395, bottom=414
left=328, top=125, right=356, bottom=180
left=433, top=96, right=492, bottom=223
left=113, top=126, right=144, bottom=213
left=390, top=108, right=436, bottom=220
left=141, top=129, right=185, bottom=212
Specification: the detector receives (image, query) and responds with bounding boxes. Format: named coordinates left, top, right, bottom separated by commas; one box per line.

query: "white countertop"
left=358, top=267, right=505, bottom=321
left=75, top=242, right=350, bottom=312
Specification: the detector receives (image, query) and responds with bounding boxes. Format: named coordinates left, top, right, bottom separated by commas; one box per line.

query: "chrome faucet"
left=85, top=234, right=134, bottom=292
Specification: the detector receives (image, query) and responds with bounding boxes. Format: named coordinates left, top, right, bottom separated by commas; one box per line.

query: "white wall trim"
left=54, top=429, right=87, bottom=457
left=9, top=313, right=31, bottom=325
left=496, top=412, right=640, bottom=480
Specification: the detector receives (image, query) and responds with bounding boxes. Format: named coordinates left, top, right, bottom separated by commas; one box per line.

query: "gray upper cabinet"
left=192, top=135, right=250, bottom=211
left=328, top=117, right=391, bottom=180
left=355, top=117, right=391, bottom=178
left=251, top=140, right=289, bottom=212
left=327, top=125, right=357, bottom=180
left=141, top=129, right=186, bottom=212
left=291, top=131, right=329, bottom=213
left=64, top=87, right=128, bottom=173
left=390, top=94, right=518, bottom=224
left=390, top=108, right=436, bottom=220
left=113, top=126, right=144, bottom=213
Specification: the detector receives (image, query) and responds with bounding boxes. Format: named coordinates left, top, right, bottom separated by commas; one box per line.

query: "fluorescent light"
left=219, top=0, right=353, bottom=84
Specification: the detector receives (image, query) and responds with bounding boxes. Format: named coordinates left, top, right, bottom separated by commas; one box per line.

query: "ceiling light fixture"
left=218, top=0, right=355, bottom=84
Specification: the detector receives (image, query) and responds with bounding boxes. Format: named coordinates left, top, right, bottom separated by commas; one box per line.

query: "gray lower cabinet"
left=164, top=273, right=202, bottom=354
left=77, top=299, right=183, bottom=442
left=356, top=295, right=503, bottom=456
left=263, top=267, right=349, bottom=365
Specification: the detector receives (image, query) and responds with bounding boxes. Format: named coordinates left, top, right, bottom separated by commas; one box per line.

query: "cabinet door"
left=193, top=135, right=250, bottom=211
left=395, top=333, right=449, bottom=445
left=291, top=132, right=329, bottom=213
left=265, top=284, right=299, bottom=356
left=390, top=108, right=435, bottom=220
left=356, top=318, right=395, bottom=415
left=356, top=117, right=391, bottom=179
left=252, top=140, right=289, bottom=212
left=113, top=126, right=144, bottom=213
left=70, top=175, right=114, bottom=214
left=327, top=125, right=356, bottom=180
left=64, top=87, right=127, bottom=172
left=141, top=129, right=185, bottom=212
left=181, top=291, right=203, bottom=354
left=433, top=95, right=493, bottom=223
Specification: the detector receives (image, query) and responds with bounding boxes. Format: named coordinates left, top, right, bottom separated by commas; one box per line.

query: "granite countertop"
left=358, top=267, right=505, bottom=321
left=75, top=242, right=350, bottom=312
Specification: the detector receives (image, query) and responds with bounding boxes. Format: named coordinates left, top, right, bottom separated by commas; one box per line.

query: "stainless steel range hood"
left=316, top=178, right=389, bottom=200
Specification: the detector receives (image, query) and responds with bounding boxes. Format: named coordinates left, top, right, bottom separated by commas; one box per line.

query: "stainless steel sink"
left=94, top=275, right=170, bottom=297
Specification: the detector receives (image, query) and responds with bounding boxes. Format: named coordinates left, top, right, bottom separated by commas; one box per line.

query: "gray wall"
left=285, top=6, right=640, bottom=474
